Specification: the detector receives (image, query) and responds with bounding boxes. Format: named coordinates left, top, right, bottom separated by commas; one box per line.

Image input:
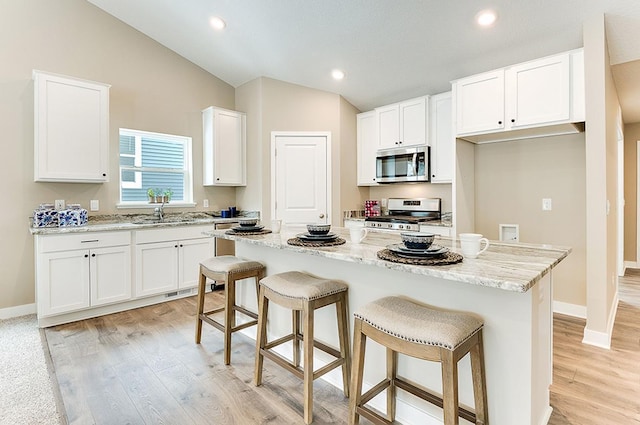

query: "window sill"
left=116, top=202, right=197, bottom=209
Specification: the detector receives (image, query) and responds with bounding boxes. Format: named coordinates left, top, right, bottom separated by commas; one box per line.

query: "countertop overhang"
left=206, top=226, right=570, bottom=293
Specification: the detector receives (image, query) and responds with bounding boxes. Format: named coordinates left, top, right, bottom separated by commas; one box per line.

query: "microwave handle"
left=412, top=153, right=418, bottom=176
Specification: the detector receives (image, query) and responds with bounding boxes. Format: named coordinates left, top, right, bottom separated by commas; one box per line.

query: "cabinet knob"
left=179, top=244, right=183, bottom=248
left=432, top=174, right=435, bottom=178
left=511, top=119, right=515, bottom=123
left=216, top=178, right=220, bottom=181
left=102, top=173, right=106, bottom=177
left=174, top=245, right=178, bottom=248
left=91, top=253, right=96, bottom=257
left=84, top=254, right=89, bottom=258
left=498, top=120, right=503, bottom=125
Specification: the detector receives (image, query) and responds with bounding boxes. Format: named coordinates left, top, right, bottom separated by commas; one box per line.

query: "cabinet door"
left=203, top=107, right=246, bottom=186
left=455, top=69, right=505, bottom=135
left=356, top=111, right=378, bottom=186
left=38, top=250, right=90, bottom=317
left=90, top=246, right=132, bottom=307
left=429, top=92, right=453, bottom=183
left=506, top=54, right=570, bottom=128
left=399, top=97, right=427, bottom=147
left=376, top=104, right=400, bottom=148
left=178, top=238, right=214, bottom=289
left=33, top=71, right=109, bottom=183
left=135, top=241, right=178, bottom=297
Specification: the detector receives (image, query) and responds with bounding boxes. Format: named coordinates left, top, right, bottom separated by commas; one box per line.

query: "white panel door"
left=178, top=238, right=214, bottom=289
left=455, top=69, right=505, bottom=135
left=215, top=109, right=245, bottom=185
left=273, top=134, right=328, bottom=225
left=135, top=241, right=178, bottom=297
left=90, top=245, right=132, bottom=307
left=38, top=250, right=90, bottom=317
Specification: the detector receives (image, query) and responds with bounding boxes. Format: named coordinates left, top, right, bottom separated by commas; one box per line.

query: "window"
left=119, top=128, right=193, bottom=205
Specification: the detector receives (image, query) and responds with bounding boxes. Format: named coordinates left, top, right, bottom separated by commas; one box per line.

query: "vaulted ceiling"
left=87, top=0, right=640, bottom=123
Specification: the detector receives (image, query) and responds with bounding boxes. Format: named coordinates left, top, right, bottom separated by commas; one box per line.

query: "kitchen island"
left=205, top=226, right=570, bottom=425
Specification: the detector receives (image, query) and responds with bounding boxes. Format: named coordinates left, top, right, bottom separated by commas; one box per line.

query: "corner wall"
left=623, top=123, right=640, bottom=263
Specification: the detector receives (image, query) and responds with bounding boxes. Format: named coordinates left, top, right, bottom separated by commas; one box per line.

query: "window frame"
left=117, top=128, right=195, bottom=208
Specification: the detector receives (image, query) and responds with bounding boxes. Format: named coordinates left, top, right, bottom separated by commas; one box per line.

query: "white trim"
left=0, top=303, right=37, bottom=320
left=553, top=301, right=587, bottom=319
left=624, top=260, right=638, bottom=270
left=116, top=202, right=197, bottom=209
left=270, top=131, right=332, bottom=224
left=582, top=292, right=619, bottom=349
left=637, top=140, right=640, bottom=265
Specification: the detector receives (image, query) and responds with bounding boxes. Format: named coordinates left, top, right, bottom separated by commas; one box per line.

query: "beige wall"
left=474, top=135, right=587, bottom=306
left=583, top=14, right=621, bottom=336
left=369, top=184, right=453, bottom=213
left=236, top=77, right=361, bottom=226
left=1, top=0, right=236, bottom=310
left=623, top=123, right=640, bottom=262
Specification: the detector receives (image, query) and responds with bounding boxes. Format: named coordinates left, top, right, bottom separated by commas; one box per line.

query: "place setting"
left=377, top=232, right=463, bottom=265
left=287, top=224, right=346, bottom=247
left=225, top=218, right=273, bottom=236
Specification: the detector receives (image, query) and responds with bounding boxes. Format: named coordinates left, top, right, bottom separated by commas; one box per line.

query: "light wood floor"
left=44, top=273, right=640, bottom=425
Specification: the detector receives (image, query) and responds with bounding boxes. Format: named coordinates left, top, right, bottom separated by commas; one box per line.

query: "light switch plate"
left=55, top=199, right=65, bottom=210
left=203, top=199, right=209, bottom=208
left=90, top=200, right=99, bottom=211
left=542, top=198, right=552, bottom=211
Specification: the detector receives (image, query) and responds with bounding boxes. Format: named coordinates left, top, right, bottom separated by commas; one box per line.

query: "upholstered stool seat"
left=195, top=255, right=266, bottom=365
left=349, top=296, right=488, bottom=425
left=254, top=271, right=351, bottom=424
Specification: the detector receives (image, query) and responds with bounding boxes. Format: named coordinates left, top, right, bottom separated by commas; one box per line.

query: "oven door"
left=376, top=146, right=430, bottom=183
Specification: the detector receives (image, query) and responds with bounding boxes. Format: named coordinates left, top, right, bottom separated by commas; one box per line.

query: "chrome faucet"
left=154, top=201, right=165, bottom=221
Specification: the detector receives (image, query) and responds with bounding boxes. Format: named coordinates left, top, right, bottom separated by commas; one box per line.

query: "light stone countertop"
left=29, top=212, right=257, bottom=235
left=205, top=226, right=570, bottom=293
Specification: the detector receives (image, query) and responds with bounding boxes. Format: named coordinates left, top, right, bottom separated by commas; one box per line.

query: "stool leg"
left=349, top=318, right=366, bottom=425
left=441, top=348, right=460, bottom=425
left=254, top=286, right=269, bottom=386
left=386, top=347, right=397, bottom=422
left=195, top=269, right=207, bottom=344
left=223, top=277, right=236, bottom=365
left=293, top=309, right=301, bottom=368
left=336, top=292, right=350, bottom=398
left=303, top=303, right=314, bottom=425
left=471, top=331, right=488, bottom=425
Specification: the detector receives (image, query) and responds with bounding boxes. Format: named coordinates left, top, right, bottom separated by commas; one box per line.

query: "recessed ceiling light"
left=209, top=16, right=226, bottom=30
left=476, top=9, right=497, bottom=27
left=331, top=69, right=345, bottom=80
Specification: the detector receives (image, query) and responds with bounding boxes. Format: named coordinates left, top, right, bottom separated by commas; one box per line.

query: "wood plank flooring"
left=44, top=273, right=640, bottom=425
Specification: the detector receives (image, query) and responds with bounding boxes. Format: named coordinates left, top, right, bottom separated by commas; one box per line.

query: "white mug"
left=459, top=233, right=490, bottom=258
left=349, top=227, right=368, bottom=244
left=271, top=219, right=282, bottom=234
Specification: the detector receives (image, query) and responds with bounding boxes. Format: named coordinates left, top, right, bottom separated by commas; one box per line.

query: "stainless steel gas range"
left=364, top=198, right=441, bottom=232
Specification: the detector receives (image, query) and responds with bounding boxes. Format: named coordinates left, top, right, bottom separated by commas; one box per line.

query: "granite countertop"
left=29, top=211, right=257, bottom=235
left=204, top=226, right=570, bottom=293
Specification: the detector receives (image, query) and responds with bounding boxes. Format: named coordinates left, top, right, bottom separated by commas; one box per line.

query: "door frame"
left=270, top=131, right=332, bottom=225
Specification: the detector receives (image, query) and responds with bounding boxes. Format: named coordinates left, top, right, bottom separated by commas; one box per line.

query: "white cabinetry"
left=454, top=49, right=584, bottom=143
left=429, top=92, right=453, bottom=183
left=134, top=226, right=213, bottom=297
left=36, top=232, right=131, bottom=317
left=356, top=111, right=378, bottom=186
left=202, top=106, right=246, bottom=186
left=376, top=96, right=428, bottom=148
left=419, top=224, right=452, bottom=237
left=33, top=70, right=110, bottom=183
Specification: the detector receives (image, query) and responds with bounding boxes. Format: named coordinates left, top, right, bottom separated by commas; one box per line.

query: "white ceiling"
left=87, top=0, right=640, bottom=123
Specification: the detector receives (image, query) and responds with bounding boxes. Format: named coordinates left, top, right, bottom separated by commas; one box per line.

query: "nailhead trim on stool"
left=195, top=255, right=266, bottom=365
left=349, top=296, right=489, bottom=425
left=254, top=271, right=351, bottom=424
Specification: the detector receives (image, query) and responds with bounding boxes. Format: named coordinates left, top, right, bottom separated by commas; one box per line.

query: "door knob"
left=319, top=213, right=325, bottom=219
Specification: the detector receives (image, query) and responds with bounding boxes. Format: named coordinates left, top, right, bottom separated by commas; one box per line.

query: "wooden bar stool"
left=349, top=296, right=488, bottom=425
left=195, top=255, right=266, bottom=365
left=254, top=271, right=351, bottom=424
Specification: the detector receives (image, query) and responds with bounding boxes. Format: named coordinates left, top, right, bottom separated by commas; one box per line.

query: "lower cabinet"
left=134, top=226, right=214, bottom=297
left=36, top=231, right=131, bottom=317
left=419, top=224, right=452, bottom=237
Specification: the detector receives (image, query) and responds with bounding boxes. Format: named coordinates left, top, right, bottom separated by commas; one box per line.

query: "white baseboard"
left=553, top=301, right=586, bottom=319
left=582, top=293, right=619, bottom=349
left=624, top=261, right=638, bottom=271
left=0, top=303, right=36, bottom=320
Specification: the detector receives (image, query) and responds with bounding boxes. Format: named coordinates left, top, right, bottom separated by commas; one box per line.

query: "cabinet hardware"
left=102, top=173, right=106, bottom=177
left=511, top=119, right=515, bottom=123
left=498, top=121, right=502, bottom=125
left=91, top=253, right=96, bottom=257
left=84, top=254, right=89, bottom=258
left=174, top=245, right=178, bottom=248
left=81, top=240, right=99, bottom=243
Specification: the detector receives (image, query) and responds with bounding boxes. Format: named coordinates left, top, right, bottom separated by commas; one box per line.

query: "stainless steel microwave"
left=375, top=145, right=430, bottom=183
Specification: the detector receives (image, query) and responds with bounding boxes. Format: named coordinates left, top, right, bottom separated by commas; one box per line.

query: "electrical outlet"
left=54, top=199, right=65, bottom=210
left=542, top=198, right=552, bottom=211
left=90, top=200, right=99, bottom=211
left=203, top=199, right=209, bottom=208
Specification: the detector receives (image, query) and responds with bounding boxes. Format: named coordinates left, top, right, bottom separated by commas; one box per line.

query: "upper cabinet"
left=429, top=92, right=453, bottom=184
left=202, top=106, right=246, bottom=186
left=356, top=111, right=378, bottom=186
left=453, top=49, right=585, bottom=143
left=33, top=70, right=110, bottom=183
left=376, top=96, right=429, bottom=149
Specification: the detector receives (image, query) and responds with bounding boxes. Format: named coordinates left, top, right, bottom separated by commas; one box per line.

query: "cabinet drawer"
left=135, top=225, right=213, bottom=244
left=38, top=231, right=131, bottom=253
left=419, top=225, right=452, bottom=237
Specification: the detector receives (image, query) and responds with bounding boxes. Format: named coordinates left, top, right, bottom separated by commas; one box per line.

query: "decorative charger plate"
left=288, top=237, right=346, bottom=247
left=231, top=225, right=264, bottom=232
left=226, top=228, right=272, bottom=236
left=377, top=249, right=463, bottom=266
